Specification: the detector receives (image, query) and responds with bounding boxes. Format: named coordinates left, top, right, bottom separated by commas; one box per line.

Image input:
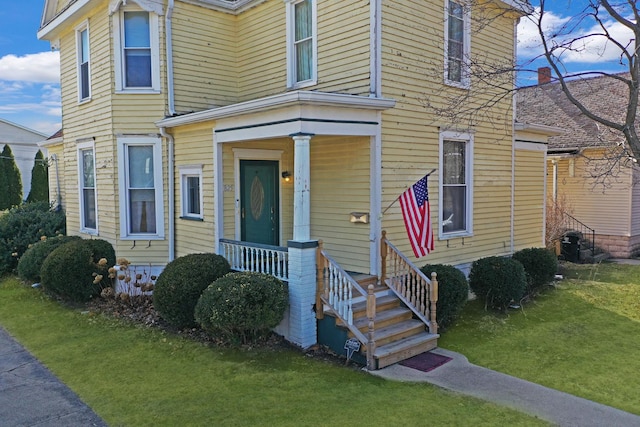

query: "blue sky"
left=0, top=1, right=633, bottom=136
left=0, top=0, right=60, bottom=136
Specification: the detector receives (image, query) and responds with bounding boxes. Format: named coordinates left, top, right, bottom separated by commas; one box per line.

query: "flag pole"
left=381, top=168, right=436, bottom=215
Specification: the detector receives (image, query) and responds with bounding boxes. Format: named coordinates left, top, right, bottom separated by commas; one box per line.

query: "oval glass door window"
left=250, top=175, right=265, bottom=220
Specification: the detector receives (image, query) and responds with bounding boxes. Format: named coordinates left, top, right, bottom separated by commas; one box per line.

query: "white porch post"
left=287, top=133, right=317, bottom=349
left=292, top=134, right=312, bottom=241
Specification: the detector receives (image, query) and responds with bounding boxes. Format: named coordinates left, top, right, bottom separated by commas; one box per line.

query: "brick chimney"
left=538, top=67, right=551, bottom=85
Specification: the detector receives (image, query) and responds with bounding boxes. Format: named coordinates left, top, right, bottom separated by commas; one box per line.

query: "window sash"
left=78, top=27, right=90, bottom=100
left=79, top=148, right=96, bottom=231
left=287, top=0, right=315, bottom=87
left=446, top=0, right=467, bottom=85
left=441, top=138, right=470, bottom=235
left=122, top=11, right=152, bottom=88
left=126, top=145, right=156, bottom=234
left=186, top=176, right=201, bottom=216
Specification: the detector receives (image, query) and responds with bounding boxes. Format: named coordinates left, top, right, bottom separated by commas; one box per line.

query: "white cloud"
left=0, top=51, right=60, bottom=83
left=517, top=7, right=634, bottom=65
left=31, top=120, right=61, bottom=136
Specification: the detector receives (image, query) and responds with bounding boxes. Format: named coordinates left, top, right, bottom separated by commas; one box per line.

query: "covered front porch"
left=158, top=91, right=396, bottom=349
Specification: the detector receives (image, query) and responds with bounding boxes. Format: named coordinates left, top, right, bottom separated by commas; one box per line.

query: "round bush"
left=512, top=247, right=558, bottom=293
left=420, top=264, right=469, bottom=331
left=153, top=253, right=231, bottom=328
left=17, top=235, right=81, bottom=282
left=469, top=256, right=526, bottom=311
left=40, top=239, right=116, bottom=302
left=195, top=272, right=289, bottom=344
left=0, top=201, right=66, bottom=275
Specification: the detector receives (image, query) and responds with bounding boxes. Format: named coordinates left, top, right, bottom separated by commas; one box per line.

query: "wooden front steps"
left=328, top=274, right=438, bottom=370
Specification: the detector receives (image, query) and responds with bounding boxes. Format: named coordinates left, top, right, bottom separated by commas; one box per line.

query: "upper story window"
left=445, top=0, right=470, bottom=88
left=286, top=0, right=317, bottom=88
left=78, top=141, right=97, bottom=233
left=117, top=137, right=164, bottom=239
left=76, top=22, right=91, bottom=102
left=113, top=7, right=160, bottom=92
left=439, top=131, right=473, bottom=238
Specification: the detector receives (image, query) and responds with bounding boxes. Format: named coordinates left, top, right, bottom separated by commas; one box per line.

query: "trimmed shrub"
left=153, top=253, right=231, bottom=328
left=469, top=256, right=526, bottom=311
left=17, top=235, right=81, bottom=282
left=0, top=201, right=66, bottom=275
left=0, top=144, right=22, bottom=210
left=512, top=247, right=558, bottom=293
left=26, top=150, right=49, bottom=203
left=420, top=264, right=469, bottom=331
left=40, top=239, right=116, bottom=302
left=195, top=272, right=288, bottom=344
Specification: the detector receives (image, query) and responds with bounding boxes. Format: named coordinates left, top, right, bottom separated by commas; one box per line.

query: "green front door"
left=240, top=160, right=279, bottom=245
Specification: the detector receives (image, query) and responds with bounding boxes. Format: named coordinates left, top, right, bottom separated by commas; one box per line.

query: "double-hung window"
left=286, top=0, right=317, bottom=88
left=78, top=141, right=97, bottom=233
left=76, top=22, right=91, bottom=102
left=445, top=0, right=470, bottom=87
left=117, top=137, right=164, bottom=238
left=113, top=7, right=160, bottom=92
left=179, top=166, right=203, bottom=220
left=440, top=131, right=473, bottom=238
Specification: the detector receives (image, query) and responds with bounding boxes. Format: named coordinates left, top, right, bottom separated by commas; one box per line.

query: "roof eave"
left=156, top=91, right=397, bottom=128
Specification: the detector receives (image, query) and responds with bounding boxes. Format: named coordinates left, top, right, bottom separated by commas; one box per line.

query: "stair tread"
left=352, top=295, right=399, bottom=313
left=374, top=333, right=439, bottom=358
left=373, top=319, right=425, bottom=340
left=353, top=306, right=412, bottom=328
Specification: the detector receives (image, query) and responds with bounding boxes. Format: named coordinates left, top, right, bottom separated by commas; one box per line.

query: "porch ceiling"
left=156, top=91, right=396, bottom=142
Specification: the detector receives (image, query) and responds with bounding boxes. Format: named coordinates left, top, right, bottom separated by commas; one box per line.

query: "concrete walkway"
left=370, top=348, right=640, bottom=427
left=0, top=326, right=106, bottom=427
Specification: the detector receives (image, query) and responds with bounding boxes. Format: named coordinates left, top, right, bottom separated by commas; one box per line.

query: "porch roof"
left=156, top=91, right=396, bottom=141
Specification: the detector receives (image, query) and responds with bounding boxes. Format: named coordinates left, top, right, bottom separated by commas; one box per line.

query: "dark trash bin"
left=561, top=232, right=581, bottom=263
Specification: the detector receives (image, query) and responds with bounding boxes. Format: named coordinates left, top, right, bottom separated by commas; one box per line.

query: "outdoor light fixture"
left=281, top=171, right=292, bottom=182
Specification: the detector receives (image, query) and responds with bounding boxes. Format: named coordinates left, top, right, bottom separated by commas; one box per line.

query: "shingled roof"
left=516, top=72, right=635, bottom=152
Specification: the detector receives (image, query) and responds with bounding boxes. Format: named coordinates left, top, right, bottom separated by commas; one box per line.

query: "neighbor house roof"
left=516, top=73, right=635, bottom=152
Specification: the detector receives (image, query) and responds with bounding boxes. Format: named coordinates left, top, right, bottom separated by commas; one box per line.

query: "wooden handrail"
left=316, top=241, right=373, bottom=368
left=380, top=231, right=438, bottom=335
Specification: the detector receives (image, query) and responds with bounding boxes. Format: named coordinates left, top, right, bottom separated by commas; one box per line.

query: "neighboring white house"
left=0, top=118, right=48, bottom=201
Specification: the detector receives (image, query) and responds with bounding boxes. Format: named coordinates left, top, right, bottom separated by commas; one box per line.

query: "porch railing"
left=380, top=231, right=438, bottom=335
left=219, top=239, right=289, bottom=281
left=316, top=241, right=375, bottom=369
left=562, top=212, right=596, bottom=255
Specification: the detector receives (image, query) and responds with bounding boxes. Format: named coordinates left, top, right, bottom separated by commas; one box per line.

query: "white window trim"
left=179, top=165, right=204, bottom=220
left=439, top=130, right=474, bottom=239
left=112, top=6, right=161, bottom=93
left=117, top=136, right=164, bottom=239
left=77, top=141, right=98, bottom=234
left=443, top=0, right=471, bottom=89
left=76, top=20, right=91, bottom=103
left=285, top=0, right=318, bottom=89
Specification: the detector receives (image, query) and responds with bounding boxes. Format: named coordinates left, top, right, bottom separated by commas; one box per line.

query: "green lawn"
left=439, top=262, right=640, bottom=415
left=0, top=277, right=545, bottom=427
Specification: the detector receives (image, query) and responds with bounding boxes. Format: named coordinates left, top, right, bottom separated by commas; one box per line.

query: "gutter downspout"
left=160, top=127, right=175, bottom=261
left=162, top=0, right=176, bottom=261
left=510, top=18, right=517, bottom=255
left=166, top=0, right=176, bottom=116
left=370, top=0, right=383, bottom=274
left=370, top=0, right=382, bottom=98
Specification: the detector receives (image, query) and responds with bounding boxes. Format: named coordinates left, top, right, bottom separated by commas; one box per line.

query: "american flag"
left=399, top=175, right=434, bottom=258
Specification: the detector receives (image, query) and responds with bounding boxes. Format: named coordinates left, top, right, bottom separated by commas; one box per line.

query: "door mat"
left=399, top=351, right=452, bottom=372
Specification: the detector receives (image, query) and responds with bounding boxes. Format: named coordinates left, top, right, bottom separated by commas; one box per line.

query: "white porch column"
left=292, top=133, right=313, bottom=241
left=286, top=241, right=318, bottom=348
left=286, top=133, right=317, bottom=349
